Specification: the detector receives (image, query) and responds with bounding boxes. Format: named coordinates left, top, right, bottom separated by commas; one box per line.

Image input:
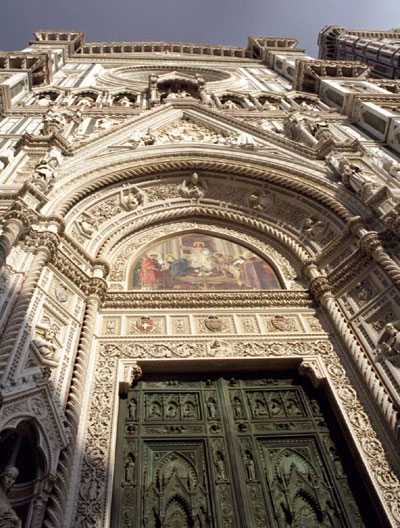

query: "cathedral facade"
left=0, top=29, right=400, bottom=527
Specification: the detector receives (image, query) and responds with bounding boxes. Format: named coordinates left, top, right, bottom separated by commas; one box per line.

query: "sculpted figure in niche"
left=178, top=172, right=206, bottom=200
left=76, top=95, right=96, bottom=108
left=41, top=107, right=67, bottom=135
left=0, top=466, right=22, bottom=528
left=215, top=452, right=227, bottom=480
left=31, top=158, right=57, bottom=190
left=116, top=95, right=134, bottom=107
left=120, top=186, right=144, bottom=211
left=34, top=93, right=54, bottom=106
left=244, top=451, right=256, bottom=481
left=222, top=99, right=239, bottom=110
left=124, top=454, right=135, bottom=483
left=77, top=214, right=98, bottom=238
left=302, top=217, right=326, bottom=240
left=260, top=97, right=280, bottom=110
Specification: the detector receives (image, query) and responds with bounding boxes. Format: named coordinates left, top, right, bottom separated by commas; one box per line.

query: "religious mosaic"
left=131, top=234, right=281, bottom=291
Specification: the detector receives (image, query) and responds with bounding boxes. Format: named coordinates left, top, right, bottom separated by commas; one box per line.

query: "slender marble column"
left=304, top=260, right=398, bottom=435
left=348, top=217, right=400, bottom=290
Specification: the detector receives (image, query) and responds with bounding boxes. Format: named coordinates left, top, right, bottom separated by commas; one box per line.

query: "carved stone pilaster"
left=0, top=232, right=60, bottom=382
left=44, top=287, right=104, bottom=528
left=304, top=264, right=398, bottom=435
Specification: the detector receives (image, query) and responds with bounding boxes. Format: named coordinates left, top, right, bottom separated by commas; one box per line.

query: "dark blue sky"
left=1, top=0, right=399, bottom=57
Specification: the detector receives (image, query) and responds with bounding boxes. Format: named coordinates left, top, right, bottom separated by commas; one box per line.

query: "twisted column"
left=0, top=201, right=36, bottom=268
left=304, top=260, right=398, bottom=434
left=347, top=217, right=400, bottom=290
left=0, top=231, right=59, bottom=382
left=44, top=276, right=106, bottom=528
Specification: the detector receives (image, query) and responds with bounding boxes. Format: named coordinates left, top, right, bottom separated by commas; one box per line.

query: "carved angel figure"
left=178, top=172, right=206, bottom=200
left=0, top=466, right=21, bottom=528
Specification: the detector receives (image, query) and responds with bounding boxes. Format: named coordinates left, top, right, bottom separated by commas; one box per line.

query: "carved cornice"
left=328, top=250, right=371, bottom=294
left=51, top=250, right=90, bottom=292
left=102, top=290, right=313, bottom=309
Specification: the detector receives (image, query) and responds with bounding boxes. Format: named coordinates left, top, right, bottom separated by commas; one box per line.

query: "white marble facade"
left=0, top=29, right=400, bottom=527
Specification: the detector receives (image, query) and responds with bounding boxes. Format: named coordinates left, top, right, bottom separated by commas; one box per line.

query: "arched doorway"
left=111, top=364, right=383, bottom=527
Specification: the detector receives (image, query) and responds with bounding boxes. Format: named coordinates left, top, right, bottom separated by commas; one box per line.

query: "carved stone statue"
left=302, top=217, right=325, bottom=240
left=222, top=99, right=239, bottom=110
left=0, top=466, right=22, bottom=528
left=76, top=95, right=95, bottom=108
left=31, top=158, right=58, bottom=191
left=372, top=151, right=400, bottom=180
left=327, top=152, right=377, bottom=197
left=130, top=128, right=157, bottom=147
left=248, top=191, right=273, bottom=211
left=41, top=107, right=67, bottom=135
left=34, top=93, right=53, bottom=106
left=178, top=172, right=206, bottom=200
left=283, top=111, right=332, bottom=147
left=116, top=95, right=134, bottom=107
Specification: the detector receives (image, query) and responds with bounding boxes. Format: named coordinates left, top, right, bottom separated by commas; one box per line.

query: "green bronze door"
left=112, top=372, right=374, bottom=527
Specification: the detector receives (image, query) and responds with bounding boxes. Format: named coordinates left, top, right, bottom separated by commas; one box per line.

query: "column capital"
left=24, top=230, right=60, bottom=261
left=359, top=231, right=383, bottom=256
left=83, top=277, right=107, bottom=302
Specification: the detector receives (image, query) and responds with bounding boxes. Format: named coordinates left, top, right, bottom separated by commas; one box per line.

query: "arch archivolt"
left=61, top=170, right=348, bottom=266
left=46, top=147, right=365, bottom=220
